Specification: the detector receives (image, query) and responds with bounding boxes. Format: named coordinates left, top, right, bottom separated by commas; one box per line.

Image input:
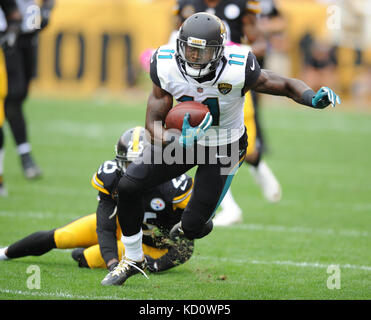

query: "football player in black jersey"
left=172, top=0, right=282, bottom=226
left=0, top=127, right=194, bottom=274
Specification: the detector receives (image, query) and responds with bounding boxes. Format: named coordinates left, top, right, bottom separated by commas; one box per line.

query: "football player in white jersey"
left=102, top=12, right=340, bottom=286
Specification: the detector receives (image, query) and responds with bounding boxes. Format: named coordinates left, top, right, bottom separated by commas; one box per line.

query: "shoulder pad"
left=171, top=174, right=193, bottom=204
left=91, top=160, right=120, bottom=195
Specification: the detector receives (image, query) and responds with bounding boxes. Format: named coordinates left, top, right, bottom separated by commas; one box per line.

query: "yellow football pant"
left=0, top=49, right=7, bottom=127
left=243, top=91, right=257, bottom=156
left=54, top=213, right=168, bottom=269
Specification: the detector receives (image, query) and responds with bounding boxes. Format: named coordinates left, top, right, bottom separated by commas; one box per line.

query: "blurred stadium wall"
left=31, top=0, right=370, bottom=103
left=32, top=0, right=174, bottom=98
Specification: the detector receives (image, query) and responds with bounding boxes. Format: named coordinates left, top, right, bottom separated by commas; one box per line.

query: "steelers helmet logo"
left=150, top=198, right=165, bottom=211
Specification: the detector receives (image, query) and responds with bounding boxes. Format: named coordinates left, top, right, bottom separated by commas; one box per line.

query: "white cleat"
left=213, top=208, right=243, bottom=226
left=0, top=247, right=9, bottom=260
left=249, top=160, right=282, bottom=203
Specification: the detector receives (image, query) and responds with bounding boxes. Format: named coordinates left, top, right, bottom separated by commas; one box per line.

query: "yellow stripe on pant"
left=243, top=91, right=256, bottom=156
left=54, top=213, right=168, bottom=269
left=0, top=48, right=8, bottom=127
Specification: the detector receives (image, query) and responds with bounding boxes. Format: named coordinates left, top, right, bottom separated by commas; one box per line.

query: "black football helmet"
left=176, top=12, right=226, bottom=78
left=115, top=127, right=149, bottom=172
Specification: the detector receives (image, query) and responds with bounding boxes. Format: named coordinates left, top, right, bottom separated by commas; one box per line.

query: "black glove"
left=145, top=255, right=159, bottom=273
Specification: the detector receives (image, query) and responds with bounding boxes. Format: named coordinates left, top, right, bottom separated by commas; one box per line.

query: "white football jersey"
left=151, top=44, right=260, bottom=146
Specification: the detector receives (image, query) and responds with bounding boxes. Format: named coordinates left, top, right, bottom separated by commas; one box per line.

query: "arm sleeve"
left=96, top=193, right=119, bottom=266
left=242, top=51, right=261, bottom=95
left=149, top=49, right=162, bottom=88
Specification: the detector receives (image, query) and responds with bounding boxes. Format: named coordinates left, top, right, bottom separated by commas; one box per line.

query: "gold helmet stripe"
left=131, top=126, right=142, bottom=152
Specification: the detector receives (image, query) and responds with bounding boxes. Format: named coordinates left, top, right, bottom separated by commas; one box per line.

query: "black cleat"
left=71, top=248, right=89, bottom=268
left=21, top=153, right=42, bottom=179
left=101, top=256, right=148, bottom=286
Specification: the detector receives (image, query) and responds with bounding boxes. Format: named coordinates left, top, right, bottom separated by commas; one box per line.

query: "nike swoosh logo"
left=250, top=59, right=255, bottom=71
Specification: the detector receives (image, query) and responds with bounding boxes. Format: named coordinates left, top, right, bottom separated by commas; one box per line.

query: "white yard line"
left=222, top=223, right=370, bottom=238
left=196, top=256, right=371, bottom=272
left=0, top=288, right=125, bottom=300
left=1, top=209, right=369, bottom=238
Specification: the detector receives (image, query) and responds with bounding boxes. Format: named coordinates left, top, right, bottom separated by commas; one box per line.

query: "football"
left=165, top=101, right=209, bottom=131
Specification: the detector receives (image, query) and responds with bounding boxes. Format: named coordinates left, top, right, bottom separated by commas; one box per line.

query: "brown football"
left=165, top=101, right=209, bottom=131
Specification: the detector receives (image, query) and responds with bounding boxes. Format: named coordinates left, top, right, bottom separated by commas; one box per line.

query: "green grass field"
left=0, top=95, right=370, bottom=300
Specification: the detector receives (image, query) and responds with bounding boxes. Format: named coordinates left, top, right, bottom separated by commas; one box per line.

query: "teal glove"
left=179, top=112, right=213, bottom=148
left=312, top=86, right=341, bottom=109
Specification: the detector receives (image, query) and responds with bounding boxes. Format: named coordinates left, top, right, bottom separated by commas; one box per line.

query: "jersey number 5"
left=178, top=95, right=220, bottom=126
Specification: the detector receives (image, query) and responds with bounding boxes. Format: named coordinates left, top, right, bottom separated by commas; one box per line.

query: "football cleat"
left=101, top=256, right=148, bottom=286
left=213, top=207, right=243, bottom=226
left=21, top=153, right=42, bottom=179
left=249, top=160, right=282, bottom=203
left=71, top=248, right=89, bottom=268
left=144, top=255, right=159, bottom=273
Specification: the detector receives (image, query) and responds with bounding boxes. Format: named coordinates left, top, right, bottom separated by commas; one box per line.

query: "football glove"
left=178, top=112, right=212, bottom=148
left=312, top=86, right=341, bottom=109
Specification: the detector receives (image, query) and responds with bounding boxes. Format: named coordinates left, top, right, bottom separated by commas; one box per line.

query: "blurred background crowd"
left=29, top=0, right=371, bottom=107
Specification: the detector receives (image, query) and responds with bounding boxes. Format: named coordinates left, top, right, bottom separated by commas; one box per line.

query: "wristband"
left=302, top=89, right=316, bottom=107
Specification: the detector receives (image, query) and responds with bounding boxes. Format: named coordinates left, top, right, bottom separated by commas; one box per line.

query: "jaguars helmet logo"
left=218, top=83, right=232, bottom=95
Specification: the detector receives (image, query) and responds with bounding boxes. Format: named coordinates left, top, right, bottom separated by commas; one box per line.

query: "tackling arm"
left=96, top=194, right=119, bottom=270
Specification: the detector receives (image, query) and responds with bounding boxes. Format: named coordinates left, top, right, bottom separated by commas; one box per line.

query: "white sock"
left=17, top=143, right=31, bottom=156
left=121, top=230, right=143, bottom=262
left=220, top=188, right=241, bottom=212
left=0, top=247, right=9, bottom=260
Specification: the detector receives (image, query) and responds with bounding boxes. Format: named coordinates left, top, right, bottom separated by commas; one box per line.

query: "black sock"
left=6, top=230, right=57, bottom=259
left=5, top=97, right=27, bottom=145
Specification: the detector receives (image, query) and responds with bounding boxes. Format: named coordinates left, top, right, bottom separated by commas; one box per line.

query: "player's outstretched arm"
left=146, top=83, right=174, bottom=145
left=248, top=69, right=341, bottom=108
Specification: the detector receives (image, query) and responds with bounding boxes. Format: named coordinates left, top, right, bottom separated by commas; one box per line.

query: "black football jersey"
left=176, top=0, right=261, bottom=44
left=91, top=160, right=193, bottom=231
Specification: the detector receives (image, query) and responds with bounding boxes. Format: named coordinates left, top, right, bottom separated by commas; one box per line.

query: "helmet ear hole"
left=115, top=127, right=149, bottom=171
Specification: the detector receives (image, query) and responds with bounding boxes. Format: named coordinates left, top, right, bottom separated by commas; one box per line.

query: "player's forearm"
left=96, top=199, right=119, bottom=266
left=251, top=69, right=315, bottom=107
left=146, top=91, right=173, bottom=145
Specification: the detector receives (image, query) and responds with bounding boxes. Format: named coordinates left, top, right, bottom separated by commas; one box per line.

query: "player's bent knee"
left=182, top=219, right=213, bottom=240
left=117, top=175, right=145, bottom=196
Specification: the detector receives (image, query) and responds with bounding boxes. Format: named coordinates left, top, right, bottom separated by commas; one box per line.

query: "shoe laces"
left=112, top=257, right=149, bottom=279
